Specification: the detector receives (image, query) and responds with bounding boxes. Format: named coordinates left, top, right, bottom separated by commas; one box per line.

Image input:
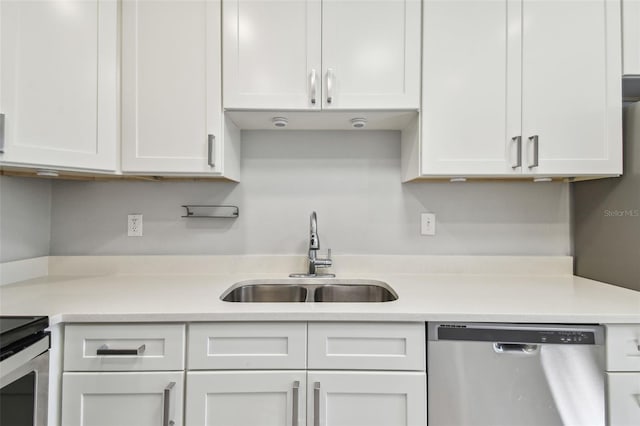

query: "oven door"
left=0, top=336, right=49, bottom=426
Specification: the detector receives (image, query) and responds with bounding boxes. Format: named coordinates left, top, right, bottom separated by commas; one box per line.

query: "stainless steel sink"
left=221, top=279, right=397, bottom=303
left=221, top=284, right=308, bottom=302
left=313, top=284, right=396, bottom=302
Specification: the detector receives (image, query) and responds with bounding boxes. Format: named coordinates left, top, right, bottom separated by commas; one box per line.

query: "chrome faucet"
left=290, top=211, right=334, bottom=278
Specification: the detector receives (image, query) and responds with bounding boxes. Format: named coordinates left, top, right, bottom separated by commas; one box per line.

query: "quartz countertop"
left=1, top=255, right=638, bottom=324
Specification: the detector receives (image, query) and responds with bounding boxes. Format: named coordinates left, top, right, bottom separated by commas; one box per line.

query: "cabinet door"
left=607, top=373, right=640, bottom=426
left=122, top=0, right=223, bottom=174
left=321, top=0, right=420, bottom=109
left=61, top=372, right=184, bottom=426
left=0, top=0, right=117, bottom=171
left=623, top=0, right=640, bottom=75
left=223, top=0, right=322, bottom=109
left=186, top=371, right=306, bottom=426
left=420, top=0, right=521, bottom=176
left=521, top=0, right=622, bottom=176
left=308, top=371, right=426, bottom=426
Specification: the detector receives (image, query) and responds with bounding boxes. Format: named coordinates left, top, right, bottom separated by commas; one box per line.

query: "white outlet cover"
left=421, top=213, right=436, bottom=236
left=128, top=214, right=143, bottom=237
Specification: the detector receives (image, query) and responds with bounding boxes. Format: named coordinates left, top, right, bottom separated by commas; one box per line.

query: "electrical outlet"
left=128, top=214, right=143, bottom=237
left=421, top=213, right=436, bottom=236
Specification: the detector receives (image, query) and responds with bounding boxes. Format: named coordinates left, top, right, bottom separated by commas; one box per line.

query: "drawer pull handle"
left=96, top=344, right=146, bottom=356
left=528, top=135, right=539, bottom=168
left=310, top=69, right=317, bottom=105
left=326, top=68, right=334, bottom=104
left=314, top=382, right=321, bottom=426
left=0, top=113, right=5, bottom=153
left=207, top=134, right=215, bottom=168
left=163, top=382, right=176, bottom=426
left=511, top=136, right=522, bottom=169
left=292, top=381, right=300, bottom=426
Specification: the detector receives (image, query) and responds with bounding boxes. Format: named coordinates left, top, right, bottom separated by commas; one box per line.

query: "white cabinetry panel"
left=413, top=0, right=622, bottom=180
left=607, top=373, right=640, bottom=426
left=223, top=0, right=419, bottom=111
left=0, top=0, right=117, bottom=171
left=421, top=0, right=520, bottom=176
left=623, top=0, right=640, bottom=75
left=122, top=0, right=229, bottom=175
left=64, top=323, right=185, bottom=371
left=521, top=0, right=621, bottom=176
left=223, top=0, right=322, bottom=109
left=186, top=371, right=306, bottom=426
left=307, top=371, right=426, bottom=426
left=62, top=371, right=184, bottom=426
left=188, top=322, right=307, bottom=370
left=606, top=324, right=640, bottom=371
left=321, top=0, right=420, bottom=109
left=308, top=322, right=425, bottom=371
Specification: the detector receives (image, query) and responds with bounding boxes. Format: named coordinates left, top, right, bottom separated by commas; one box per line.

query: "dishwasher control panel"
left=432, top=323, right=603, bottom=345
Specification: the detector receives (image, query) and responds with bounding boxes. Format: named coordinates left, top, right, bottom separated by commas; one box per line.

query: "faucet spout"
left=309, top=211, right=319, bottom=250
left=290, top=211, right=334, bottom=278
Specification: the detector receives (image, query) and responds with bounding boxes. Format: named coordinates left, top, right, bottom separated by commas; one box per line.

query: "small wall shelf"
left=181, top=205, right=239, bottom=218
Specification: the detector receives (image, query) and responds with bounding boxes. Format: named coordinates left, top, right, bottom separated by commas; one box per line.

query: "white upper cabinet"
left=0, top=0, right=118, bottom=172
left=223, top=0, right=420, bottom=110
left=223, top=0, right=322, bottom=110
left=414, top=0, right=622, bottom=180
left=623, top=0, right=640, bottom=75
left=420, top=0, right=521, bottom=176
left=520, top=0, right=622, bottom=177
left=122, top=0, right=240, bottom=179
left=320, top=0, right=420, bottom=109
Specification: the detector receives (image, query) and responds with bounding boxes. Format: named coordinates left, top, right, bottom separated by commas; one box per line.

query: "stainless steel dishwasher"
left=428, top=322, right=605, bottom=426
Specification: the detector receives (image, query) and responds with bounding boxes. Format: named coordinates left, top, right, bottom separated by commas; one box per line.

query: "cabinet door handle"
left=314, top=382, right=321, bottom=426
left=326, top=68, right=334, bottom=104
left=0, top=113, right=5, bottom=153
left=96, top=344, right=145, bottom=356
left=292, top=381, right=300, bottom=426
left=310, top=69, right=317, bottom=105
left=511, top=136, right=522, bottom=169
left=528, top=135, right=539, bottom=169
left=163, top=382, right=175, bottom=426
left=207, top=134, right=215, bottom=168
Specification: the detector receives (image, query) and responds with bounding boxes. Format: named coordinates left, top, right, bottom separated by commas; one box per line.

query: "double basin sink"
left=221, top=279, right=398, bottom=303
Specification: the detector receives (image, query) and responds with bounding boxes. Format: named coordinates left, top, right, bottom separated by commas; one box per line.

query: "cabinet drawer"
left=308, top=322, right=425, bottom=371
left=606, top=325, right=640, bottom=371
left=64, top=324, right=185, bottom=371
left=188, top=322, right=307, bottom=370
left=607, top=372, right=640, bottom=426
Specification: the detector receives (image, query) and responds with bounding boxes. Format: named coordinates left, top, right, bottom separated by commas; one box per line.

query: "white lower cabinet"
left=61, top=371, right=184, bottom=426
left=186, top=371, right=306, bottom=426
left=185, top=322, right=427, bottom=426
left=607, top=373, right=640, bottom=426
left=308, top=371, right=426, bottom=426
left=606, top=324, right=640, bottom=426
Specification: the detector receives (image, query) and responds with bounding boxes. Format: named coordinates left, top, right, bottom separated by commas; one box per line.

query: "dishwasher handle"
left=493, top=343, right=539, bottom=354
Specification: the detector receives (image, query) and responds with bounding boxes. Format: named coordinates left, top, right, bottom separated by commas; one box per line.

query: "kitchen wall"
left=0, top=175, right=52, bottom=262
left=573, top=103, right=640, bottom=291
left=49, top=131, right=571, bottom=256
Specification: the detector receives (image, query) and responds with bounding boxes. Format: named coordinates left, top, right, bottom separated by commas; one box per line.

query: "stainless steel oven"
left=0, top=316, right=50, bottom=426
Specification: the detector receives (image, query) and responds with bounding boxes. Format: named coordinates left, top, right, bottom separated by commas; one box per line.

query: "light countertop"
left=1, top=255, right=638, bottom=324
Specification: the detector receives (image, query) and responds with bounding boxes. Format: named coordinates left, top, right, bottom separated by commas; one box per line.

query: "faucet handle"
left=327, top=248, right=332, bottom=259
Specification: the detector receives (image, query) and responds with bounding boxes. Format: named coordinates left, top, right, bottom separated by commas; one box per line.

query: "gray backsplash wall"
left=49, top=131, right=571, bottom=256
left=0, top=175, right=52, bottom=262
